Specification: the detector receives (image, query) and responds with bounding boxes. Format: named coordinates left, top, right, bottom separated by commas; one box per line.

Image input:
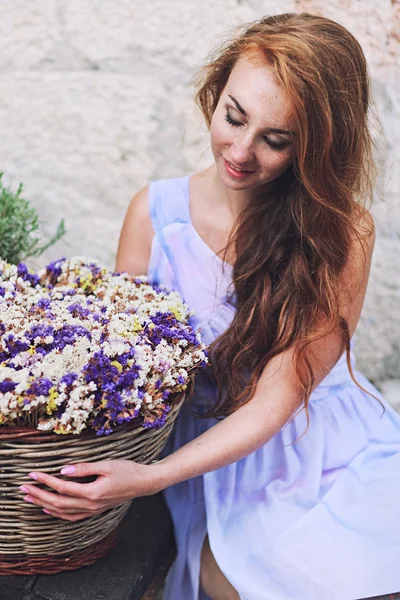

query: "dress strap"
left=148, top=176, right=191, bottom=233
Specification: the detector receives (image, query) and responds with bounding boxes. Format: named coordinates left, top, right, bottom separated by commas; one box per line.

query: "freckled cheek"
left=210, top=122, right=231, bottom=156
left=263, top=151, right=292, bottom=176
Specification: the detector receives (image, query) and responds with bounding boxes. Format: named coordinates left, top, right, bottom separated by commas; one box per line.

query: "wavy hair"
left=192, top=13, right=379, bottom=420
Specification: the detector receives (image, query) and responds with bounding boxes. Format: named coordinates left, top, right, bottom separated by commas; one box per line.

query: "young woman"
left=22, top=13, right=400, bottom=600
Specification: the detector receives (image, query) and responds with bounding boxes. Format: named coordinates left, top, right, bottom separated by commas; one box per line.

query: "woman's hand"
left=19, top=459, right=163, bottom=522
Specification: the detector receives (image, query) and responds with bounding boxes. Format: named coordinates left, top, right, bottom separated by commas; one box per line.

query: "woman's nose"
left=230, top=135, right=255, bottom=165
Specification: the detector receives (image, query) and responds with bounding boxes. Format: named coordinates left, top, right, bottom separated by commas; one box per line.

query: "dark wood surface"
left=0, top=493, right=175, bottom=600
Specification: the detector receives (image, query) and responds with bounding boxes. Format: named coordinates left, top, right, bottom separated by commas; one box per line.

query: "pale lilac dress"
left=147, top=175, right=400, bottom=600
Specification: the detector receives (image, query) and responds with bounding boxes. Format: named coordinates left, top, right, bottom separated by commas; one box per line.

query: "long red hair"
left=193, top=13, right=378, bottom=419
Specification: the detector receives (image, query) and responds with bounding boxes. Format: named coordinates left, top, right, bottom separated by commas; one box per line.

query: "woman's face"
left=210, top=49, right=294, bottom=192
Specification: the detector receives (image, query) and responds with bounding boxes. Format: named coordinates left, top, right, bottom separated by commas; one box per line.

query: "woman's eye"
left=264, top=138, right=289, bottom=151
left=224, top=112, right=242, bottom=127
left=225, top=111, right=290, bottom=151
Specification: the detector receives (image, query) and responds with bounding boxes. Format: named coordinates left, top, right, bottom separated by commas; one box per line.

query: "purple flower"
left=35, top=298, right=51, bottom=310
left=26, top=377, right=53, bottom=396
left=35, top=347, right=47, bottom=356
left=45, top=258, right=65, bottom=283
left=2, top=335, right=30, bottom=359
left=53, top=325, right=91, bottom=350
left=142, top=404, right=171, bottom=429
left=27, top=324, right=54, bottom=341
left=118, top=368, right=140, bottom=388
left=67, top=303, right=91, bottom=319
left=17, top=263, right=40, bottom=287
left=0, top=257, right=208, bottom=436
left=60, top=372, right=78, bottom=388
left=0, top=380, right=17, bottom=393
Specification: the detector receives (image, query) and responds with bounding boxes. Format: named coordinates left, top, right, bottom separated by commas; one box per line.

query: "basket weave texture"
left=0, top=390, right=186, bottom=575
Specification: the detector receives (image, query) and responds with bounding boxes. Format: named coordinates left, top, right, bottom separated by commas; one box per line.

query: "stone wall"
left=0, top=0, right=399, bottom=383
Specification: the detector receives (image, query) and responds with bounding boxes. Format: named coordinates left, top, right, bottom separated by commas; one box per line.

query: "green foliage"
left=0, top=172, right=65, bottom=265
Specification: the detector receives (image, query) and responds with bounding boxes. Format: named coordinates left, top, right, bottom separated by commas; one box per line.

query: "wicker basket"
left=0, top=389, right=187, bottom=575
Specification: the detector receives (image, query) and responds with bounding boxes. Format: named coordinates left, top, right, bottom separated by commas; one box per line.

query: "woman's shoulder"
left=115, top=169, right=215, bottom=275
left=352, top=201, right=375, bottom=227
left=350, top=203, right=376, bottom=253
left=148, top=174, right=192, bottom=233
left=336, top=204, right=375, bottom=335
left=115, top=184, right=154, bottom=275
left=122, top=174, right=190, bottom=234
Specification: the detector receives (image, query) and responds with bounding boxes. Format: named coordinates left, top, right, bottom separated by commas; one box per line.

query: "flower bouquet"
left=0, top=257, right=207, bottom=574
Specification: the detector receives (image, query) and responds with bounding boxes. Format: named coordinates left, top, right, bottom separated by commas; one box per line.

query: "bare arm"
left=21, top=215, right=375, bottom=520
left=115, top=185, right=154, bottom=276
left=153, top=214, right=376, bottom=489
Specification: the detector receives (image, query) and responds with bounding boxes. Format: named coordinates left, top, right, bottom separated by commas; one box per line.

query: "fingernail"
left=23, top=496, right=33, bottom=503
left=19, top=486, right=29, bottom=493
left=43, top=509, right=52, bottom=515
left=28, top=472, right=38, bottom=480
left=60, top=466, right=75, bottom=475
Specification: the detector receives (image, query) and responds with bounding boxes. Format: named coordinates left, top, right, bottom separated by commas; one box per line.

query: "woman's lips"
left=223, top=158, right=254, bottom=179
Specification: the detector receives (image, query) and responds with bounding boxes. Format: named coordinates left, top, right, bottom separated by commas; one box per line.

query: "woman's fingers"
left=22, top=491, right=98, bottom=514
left=26, top=463, right=110, bottom=497
left=42, top=507, right=94, bottom=522
left=58, top=461, right=113, bottom=479
left=24, top=472, right=95, bottom=498
left=19, top=484, right=99, bottom=512
left=19, top=461, right=113, bottom=505
left=19, top=459, right=146, bottom=518
left=18, top=459, right=138, bottom=521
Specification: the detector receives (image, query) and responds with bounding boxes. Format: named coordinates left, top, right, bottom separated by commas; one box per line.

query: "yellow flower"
left=126, top=316, right=142, bottom=333
left=28, top=345, right=36, bottom=355
left=79, top=274, right=94, bottom=291
left=48, top=387, right=57, bottom=399
left=169, top=307, right=183, bottom=321
left=175, top=384, right=187, bottom=392
left=111, top=360, right=123, bottom=372
left=46, top=387, right=58, bottom=415
left=55, top=423, right=69, bottom=435
left=133, top=318, right=142, bottom=332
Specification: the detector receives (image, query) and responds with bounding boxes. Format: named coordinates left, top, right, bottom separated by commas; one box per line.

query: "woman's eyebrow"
left=227, top=94, right=294, bottom=135
left=228, top=94, right=247, bottom=116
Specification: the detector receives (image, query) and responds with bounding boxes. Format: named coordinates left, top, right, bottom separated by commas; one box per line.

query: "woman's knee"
left=200, top=535, right=240, bottom=600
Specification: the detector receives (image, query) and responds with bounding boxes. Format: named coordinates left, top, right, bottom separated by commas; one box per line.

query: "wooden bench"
left=1, top=493, right=399, bottom=600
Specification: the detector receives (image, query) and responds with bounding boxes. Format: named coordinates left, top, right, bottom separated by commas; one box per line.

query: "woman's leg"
left=200, top=535, right=240, bottom=600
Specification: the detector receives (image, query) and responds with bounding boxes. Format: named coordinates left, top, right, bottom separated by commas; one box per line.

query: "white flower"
left=0, top=257, right=207, bottom=435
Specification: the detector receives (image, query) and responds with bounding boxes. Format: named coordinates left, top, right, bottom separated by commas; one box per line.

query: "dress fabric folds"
left=146, top=175, right=400, bottom=600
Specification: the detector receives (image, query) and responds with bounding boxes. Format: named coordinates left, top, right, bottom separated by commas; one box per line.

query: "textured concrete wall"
left=0, top=0, right=398, bottom=383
